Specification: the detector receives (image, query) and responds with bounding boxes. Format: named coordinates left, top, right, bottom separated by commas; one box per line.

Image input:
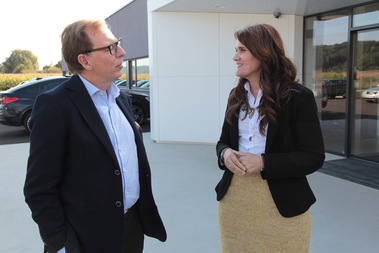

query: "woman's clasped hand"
left=223, top=148, right=263, bottom=175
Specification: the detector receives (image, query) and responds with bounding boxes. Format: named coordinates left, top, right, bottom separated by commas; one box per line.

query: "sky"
left=0, top=0, right=132, bottom=70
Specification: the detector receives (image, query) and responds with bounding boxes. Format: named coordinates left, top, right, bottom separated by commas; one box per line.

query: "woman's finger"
left=224, top=149, right=246, bottom=175
left=228, top=164, right=246, bottom=175
left=227, top=159, right=246, bottom=175
left=233, top=150, right=249, bottom=157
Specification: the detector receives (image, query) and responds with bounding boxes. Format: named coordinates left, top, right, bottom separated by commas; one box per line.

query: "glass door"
left=303, top=11, right=349, bottom=155
left=351, top=29, right=379, bottom=162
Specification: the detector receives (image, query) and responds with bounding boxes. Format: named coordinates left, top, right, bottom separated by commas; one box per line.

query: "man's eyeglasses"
left=83, top=38, right=122, bottom=55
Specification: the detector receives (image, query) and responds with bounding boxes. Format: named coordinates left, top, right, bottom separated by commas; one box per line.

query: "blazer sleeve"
left=216, top=88, right=241, bottom=170
left=216, top=117, right=232, bottom=170
left=262, top=85, right=325, bottom=180
left=24, top=92, right=67, bottom=252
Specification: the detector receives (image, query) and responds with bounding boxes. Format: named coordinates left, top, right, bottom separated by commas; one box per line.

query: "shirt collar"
left=79, top=74, right=120, bottom=99
left=244, top=81, right=262, bottom=107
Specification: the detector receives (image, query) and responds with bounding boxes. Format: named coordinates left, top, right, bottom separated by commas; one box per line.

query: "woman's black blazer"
left=216, top=83, right=325, bottom=218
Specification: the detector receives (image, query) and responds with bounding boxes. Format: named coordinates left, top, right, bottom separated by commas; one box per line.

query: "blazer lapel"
left=265, top=121, right=277, bottom=152
left=231, top=112, right=239, bottom=150
left=266, top=101, right=286, bottom=152
left=66, top=76, right=119, bottom=167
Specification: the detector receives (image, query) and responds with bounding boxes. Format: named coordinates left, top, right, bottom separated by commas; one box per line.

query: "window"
left=304, top=10, right=349, bottom=154
left=125, top=58, right=149, bottom=88
left=353, top=2, right=379, bottom=27
left=304, top=2, right=379, bottom=161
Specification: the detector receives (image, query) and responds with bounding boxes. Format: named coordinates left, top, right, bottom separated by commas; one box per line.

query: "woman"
left=216, top=24, right=325, bottom=252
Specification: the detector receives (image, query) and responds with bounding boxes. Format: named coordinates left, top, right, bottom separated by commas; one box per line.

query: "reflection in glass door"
left=351, top=29, right=379, bottom=162
left=304, top=11, right=349, bottom=155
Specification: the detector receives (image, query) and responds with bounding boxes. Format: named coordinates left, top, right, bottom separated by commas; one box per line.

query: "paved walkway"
left=1, top=133, right=378, bottom=252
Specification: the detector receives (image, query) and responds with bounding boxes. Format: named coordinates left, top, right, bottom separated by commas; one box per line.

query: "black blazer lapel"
left=265, top=122, right=277, bottom=152
left=231, top=113, right=239, bottom=150
left=66, top=76, right=119, bottom=167
left=265, top=99, right=287, bottom=152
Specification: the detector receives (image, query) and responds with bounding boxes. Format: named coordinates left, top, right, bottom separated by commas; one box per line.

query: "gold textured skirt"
left=218, top=173, right=311, bottom=253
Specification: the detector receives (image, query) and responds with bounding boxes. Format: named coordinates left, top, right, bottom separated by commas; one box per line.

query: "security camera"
left=274, top=11, right=281, bottom=18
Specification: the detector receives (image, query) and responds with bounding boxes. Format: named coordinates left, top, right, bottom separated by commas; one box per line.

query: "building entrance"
left=351, top=28, right=379, bottom=162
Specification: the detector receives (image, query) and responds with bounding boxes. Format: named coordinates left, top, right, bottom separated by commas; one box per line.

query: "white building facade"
left=147, top=1, right=306, bottom=143
left=109, top=0, right=379, bottom=162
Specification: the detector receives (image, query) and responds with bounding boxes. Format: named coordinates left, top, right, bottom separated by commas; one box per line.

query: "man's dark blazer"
left=216, top=83, right=325, bottom=218
left=24, top=75, right=166, bottom=253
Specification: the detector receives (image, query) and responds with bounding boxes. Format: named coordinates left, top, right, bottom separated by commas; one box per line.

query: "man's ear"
left=78, top=54, right=93, bottom=70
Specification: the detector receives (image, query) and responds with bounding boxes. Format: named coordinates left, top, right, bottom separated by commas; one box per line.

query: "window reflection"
left=353, top=2, right=379, bottom=27
left=304, top=11, right=349, bottom=154
left=124, top=58, right=149, bottom=87
left=351, top=29, right=379, bottom=162
left=136, top=58, right=149, bottom=85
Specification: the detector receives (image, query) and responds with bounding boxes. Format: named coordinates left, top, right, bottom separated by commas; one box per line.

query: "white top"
left=238, top=82, right=267, bottom=155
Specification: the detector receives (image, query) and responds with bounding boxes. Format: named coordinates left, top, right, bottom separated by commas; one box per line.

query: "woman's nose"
left=233, top=52, right=239, bottom=61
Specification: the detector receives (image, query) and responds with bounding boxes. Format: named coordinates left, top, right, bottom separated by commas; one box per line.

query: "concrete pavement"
left=1, top=133, right=379, bottom=252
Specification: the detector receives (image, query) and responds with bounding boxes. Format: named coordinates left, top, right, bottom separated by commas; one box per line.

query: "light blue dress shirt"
left=79, top=75, right=140, bottom=213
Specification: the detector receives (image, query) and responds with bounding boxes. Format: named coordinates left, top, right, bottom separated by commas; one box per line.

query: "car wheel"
left=132, top=105, right=145, bottom=125
left=23, top=111, right=32, bottom=134
left=322, top=96, right=328, bottom=108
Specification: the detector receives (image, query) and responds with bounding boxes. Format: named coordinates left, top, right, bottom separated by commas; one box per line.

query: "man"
left=24, top=19, right=166, bottom=253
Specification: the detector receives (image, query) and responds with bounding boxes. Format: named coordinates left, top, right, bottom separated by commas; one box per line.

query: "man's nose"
left=118, top=46, right=126, bottom=57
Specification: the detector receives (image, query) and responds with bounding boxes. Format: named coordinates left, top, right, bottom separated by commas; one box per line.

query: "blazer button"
left=115, top=201, right=122, bottom=207
left=114, top=170, right=120, bottom=176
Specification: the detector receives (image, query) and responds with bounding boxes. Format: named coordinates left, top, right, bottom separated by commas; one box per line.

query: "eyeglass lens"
left=110, top=40, right=122, bottom=55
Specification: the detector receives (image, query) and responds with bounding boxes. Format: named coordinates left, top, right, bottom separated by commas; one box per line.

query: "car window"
left=26, top=84, right=40, bottom=94
left=139, top=82, right=150, bottom=88
left=40, top=80, right=65, bottom=93
left=136, top=80, right=148, bottom=87
left=117, top=80, right=127, bottom=87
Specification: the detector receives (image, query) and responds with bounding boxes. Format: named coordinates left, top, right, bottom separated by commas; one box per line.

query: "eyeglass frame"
left=81, top=38, right=122, bottom=55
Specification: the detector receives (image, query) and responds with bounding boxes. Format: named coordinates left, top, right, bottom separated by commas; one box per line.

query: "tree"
left=2, top=49, right=39, bottom=73
left=55, top=61, right=62, bottom=69
left=42, top=61, right=62, bottom=73
left=42, top=65, right=61, bottom=73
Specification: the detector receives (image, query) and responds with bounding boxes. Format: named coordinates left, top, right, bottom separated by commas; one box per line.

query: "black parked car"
left=323, top=79, right=346, bottom=98
left=0, top=76, right=70, bottom=133
left=116, top=80, right=150, bottom=125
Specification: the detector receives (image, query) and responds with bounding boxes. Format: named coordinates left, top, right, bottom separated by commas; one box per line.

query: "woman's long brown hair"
left=226, top=24, right=298, bottom=136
